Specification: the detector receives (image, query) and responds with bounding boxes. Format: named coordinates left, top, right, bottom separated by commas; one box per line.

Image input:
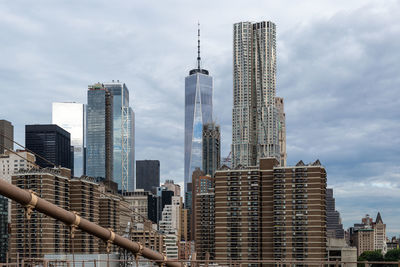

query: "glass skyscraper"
left=103, top=81, right=135, bottom=192
left=52, top=102, right=85, bottom=176
left=184, top=28, right=213, bottom=193
left=25, top=124, right=73, bottom=171
left=86, top=83, right=113, bottom=181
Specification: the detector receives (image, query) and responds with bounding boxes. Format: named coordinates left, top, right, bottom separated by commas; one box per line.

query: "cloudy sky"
left=1, top=0, right=399, bottom=236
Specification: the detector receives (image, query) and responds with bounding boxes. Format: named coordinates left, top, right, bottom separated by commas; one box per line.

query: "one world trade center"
left=184, top=26, right=213, bottom=193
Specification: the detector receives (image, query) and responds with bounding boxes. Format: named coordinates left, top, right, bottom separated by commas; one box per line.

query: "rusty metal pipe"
left=0, top=179, right=180, bottom=267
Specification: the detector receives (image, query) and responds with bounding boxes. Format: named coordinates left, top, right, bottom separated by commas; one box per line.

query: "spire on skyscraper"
left=197, top=22, right=201, bottom=70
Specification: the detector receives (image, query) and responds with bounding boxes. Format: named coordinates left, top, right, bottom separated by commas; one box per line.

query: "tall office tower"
left=232, top=21, right=282, bottom=168
left=103, top=81, right=135, bottom=192
left=70, top=176, right=100, bottom=253
left=136, top=160, right=160, bottom=193
left=215, top=158, right=327, bottom=262
left=52, top=102, right=85, bottom=176
left=86, top=83, right=113, bottom=182
left=202, top=123, right=220, bottom=176
left=25, top=124, right=73, bottom=171
left=326, top=188, right=345, bottom=239
left=184, top=26, right=213, bottom=193
left=10, top=167, right=71, bottom=260
left=275, top=97, right=286, bottom=166
left=0, top=120, right=13, bottom=154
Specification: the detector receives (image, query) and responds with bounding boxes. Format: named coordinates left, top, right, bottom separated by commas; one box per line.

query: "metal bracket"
left=24, top=190, right=38, bottom=220
left=134, top=242, right=144, bottom=266
left=158, top=254, right=167, bottom=267
left=106, top=228, right=115, bottom=253
left=70, top=211, right=81, bottom=238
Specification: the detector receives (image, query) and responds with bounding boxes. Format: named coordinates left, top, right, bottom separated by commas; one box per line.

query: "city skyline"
left=0, top=0, right=399, bottom=236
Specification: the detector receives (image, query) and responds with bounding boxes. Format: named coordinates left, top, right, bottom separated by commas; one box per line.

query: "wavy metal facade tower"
left=232, top=21, right=282, bottom=168
left=184, top=26, right=213, bottom=193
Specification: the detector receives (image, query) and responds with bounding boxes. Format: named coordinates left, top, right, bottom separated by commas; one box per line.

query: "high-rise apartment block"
left=214, top=158, right=327, bottom=261
left=202, top=123, right=220, bottom=176
left=25, top=124, right=73, bottom=171
left=232, top=21, right=284, bottom=168
left=326, top=188, right=345, bottom=239
left=103, top=81, right=135, bottom=192
left=10, top=168, right=71, bottom=260
left=70, top=176, right=100, bottom=253
left=86, top=83, right=113, bottom=182
left=184, top=27, right=213, bottom=193
left=52, top=102, right=85, bottom=176
left=136, top=160, right=160, bottom=193
left=0, top=120, right=13, bottom=154
left=194, top=189, right=215, bottom=260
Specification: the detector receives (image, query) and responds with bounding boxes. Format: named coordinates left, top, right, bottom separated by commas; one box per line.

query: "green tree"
left=358, top=250, right=384, bottom=267
left=384, top=249, right=400, bottom=262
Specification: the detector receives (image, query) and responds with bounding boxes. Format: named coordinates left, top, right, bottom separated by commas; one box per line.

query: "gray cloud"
left=0, top=0, right=399, bottom=236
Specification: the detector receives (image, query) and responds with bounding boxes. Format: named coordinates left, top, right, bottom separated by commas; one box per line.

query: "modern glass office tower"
left=86, top=83, right=113, bottom=181
left=184, top=27, right=213, bottom=193
left=103, top=81, right=135, bottom=192
left=25, top=124, right=73, bottom=171
left=232, top=21, right=281, bottom=168
left=52, top=102, right=85, bottom=176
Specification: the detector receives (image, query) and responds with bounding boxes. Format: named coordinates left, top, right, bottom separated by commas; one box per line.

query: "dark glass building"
left=0, top=120, right=13, bottom=154
left=326, top=188, right=345, bottom=238
left=86, top=83, right=113, bottom=181
left=202, top=123, right=220, bottom=176
left=136, top=160, right=160, bottom=193
left=25, top=124, right=72, bottom=171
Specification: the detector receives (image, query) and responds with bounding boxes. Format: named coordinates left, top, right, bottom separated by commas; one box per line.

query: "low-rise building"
left=327, top=237, right=357, bottom=267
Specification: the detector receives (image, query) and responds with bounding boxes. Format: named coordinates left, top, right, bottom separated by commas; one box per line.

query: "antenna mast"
left=197, top=22, right=201, bottom=70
